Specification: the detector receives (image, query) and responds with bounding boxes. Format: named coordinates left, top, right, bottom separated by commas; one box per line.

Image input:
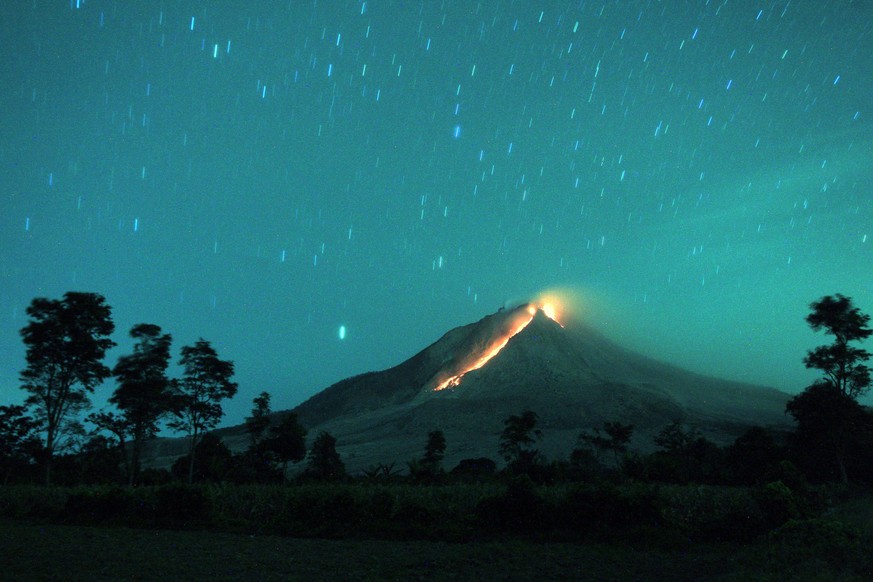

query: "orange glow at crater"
left=540, top=302, right=558, bottom=323
left=433, top=300, right=564, bottom=391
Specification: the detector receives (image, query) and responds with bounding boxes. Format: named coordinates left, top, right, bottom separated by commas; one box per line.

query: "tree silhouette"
left=725, top=426, right=782, bottom=486
left=498, top=410, right=542, bottom=470
left=803, top=294, right=871, bottom=399
left=171, top=432, right=232, bottom=483
left=109, top=323, right=173, bottom=485
left=789, top=295, right=872, bottom=483
left=86, top=410, right=131, bottom=481
left=167, top=339, right=238, bottom=483
left=787, top=383, right=869, bottom=483
left=304, top=431, right=345, bottom=480
left=0, top=405, right=40, bottom=484
left=422, top=430, right=446, bottom=471
left=19, top=292, right=115, bottom=484
left=245, top=391, right=272, bottom=449
left=264, top=412, right=307, bottom=480
left=578, top=421, right=634, bottom=466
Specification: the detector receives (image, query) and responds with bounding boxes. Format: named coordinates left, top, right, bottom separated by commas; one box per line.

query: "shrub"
left=754, top=481, right=801, bottom=530
left=63, top=486, right=133, bottom=524
left=767, top=518, right=866, bottom=572
left=475, top=475, right=544, bottom=533
left=154, top=483, right=210, bottom=527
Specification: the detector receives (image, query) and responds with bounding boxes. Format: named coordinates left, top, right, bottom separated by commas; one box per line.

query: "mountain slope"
left=286, top=306, right=791, bottom=471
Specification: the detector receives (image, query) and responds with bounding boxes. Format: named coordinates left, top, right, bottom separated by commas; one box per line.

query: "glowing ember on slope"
left=433, top=302, right=561, bottom=391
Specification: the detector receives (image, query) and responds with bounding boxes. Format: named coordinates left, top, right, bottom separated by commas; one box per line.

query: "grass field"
left=2, top=485, right=872, bottom=580
left=4, top=518, right=871, bottom=581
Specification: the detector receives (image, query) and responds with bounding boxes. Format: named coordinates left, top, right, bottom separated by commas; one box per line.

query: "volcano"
left=281, top=304, right=791, bottom=472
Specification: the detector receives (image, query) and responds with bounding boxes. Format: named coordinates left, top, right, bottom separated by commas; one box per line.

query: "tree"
left=304, top=431, right=345, bottom=480
left=0, top=405, right=40, bottom=484
left=264, top=412, right=307, bottom=480
left=787, top=383, right=870, bottom=483
left=110, top=323, right=173, bottom=485
left=171, top=432, right=232, bottom=483
left=788, top=295, right=873, bottom=483
left=245, top=391, right=272, bottom=449
left=167, top=339, right=238, bottom=483
left=654, top=420, right=698, bottom=455
left=725, top=426, right=782, bottom=486
left=578, top=421, right=634, bottom=466
left=19, top=292, right=115, bottom=484
left=498, top=410, right=543, bottom=470
left=86, top=410, right=131, bottom=482
left=422, top=430, right=446, bottom=471
left=650, top=421, right=723, bottom=484
left=803, top=294, right=871, bottom=399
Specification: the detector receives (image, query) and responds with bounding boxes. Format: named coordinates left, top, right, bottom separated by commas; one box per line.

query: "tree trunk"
left=187, top=431, right=198, bottom=484
left=129, top=428, right=141, bottom=486
left=44, top=425, right=55, bottom=486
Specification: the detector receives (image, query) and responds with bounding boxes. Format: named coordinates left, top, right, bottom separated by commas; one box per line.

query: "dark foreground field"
left=0, top=519, right=738, bottom=581
left=2, top=518, right=869, bottom=582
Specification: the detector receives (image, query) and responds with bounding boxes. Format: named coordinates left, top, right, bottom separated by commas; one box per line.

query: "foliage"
left=422, top=430, right=446, bottom=471
left=645, top=421, right=725, bottom=484
left=18, top=292, right=115, bottom=484
left=244, top=391, right=272, bottom=449
left=787, top=383, right=873, bottom=483
left=498, top=410, right=542, bottom=471
left=171, top=433, right=232, bottom=483
left=788, top=295, right=872, bottom=484
left=577, top=421, right=634, bottom=466
left=108, top=323, right=173, bottom=485
left=361, top=462, right=403, bottom=483
left=803, top=294, right=871, bottom=399
left=0, top=405, right=40, bottom=484
left=303, top=432, right=346, bottom=481
left=167, top=339, right=238, bottom=483
left=725, top=426, right=784, bottom=486
left=263, top=412, right=307, bottom=480
left=766, top=518, right=868, bottom=576
left=449, top=457, right=497, bottom=480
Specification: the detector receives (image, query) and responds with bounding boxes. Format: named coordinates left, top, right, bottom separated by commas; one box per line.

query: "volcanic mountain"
left=271, top=303, right=792, bottom=472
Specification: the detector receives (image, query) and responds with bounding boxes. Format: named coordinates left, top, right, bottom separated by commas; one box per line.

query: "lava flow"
left=433, top=302, right=561, bottom=391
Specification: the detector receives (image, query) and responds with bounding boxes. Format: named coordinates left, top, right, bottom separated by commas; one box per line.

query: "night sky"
left=3, top=1, right=872, bottom=426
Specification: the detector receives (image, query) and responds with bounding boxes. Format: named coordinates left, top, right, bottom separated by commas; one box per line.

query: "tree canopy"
left=803, top=294, right=871, bottom=399
left=110, top=323, right=173, bottom=484
left=19, top=292, right=115, bottom=484
left=789, top=294, right=873, bottom=483
left=167, top=339, right=238, bottom=483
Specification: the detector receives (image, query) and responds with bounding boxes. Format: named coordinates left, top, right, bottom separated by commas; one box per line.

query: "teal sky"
left=2, top=1, right=872, bottom=426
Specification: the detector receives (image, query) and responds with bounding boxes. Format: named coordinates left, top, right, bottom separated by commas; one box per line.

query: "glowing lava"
left=433, top=302, right=562, bottom=391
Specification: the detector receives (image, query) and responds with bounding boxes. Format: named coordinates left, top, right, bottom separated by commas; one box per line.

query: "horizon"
left=2, top=2, right=871, bottom=429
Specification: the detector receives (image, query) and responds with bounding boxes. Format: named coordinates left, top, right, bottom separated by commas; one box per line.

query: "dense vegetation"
left=2, top=291, right=873, bottom=577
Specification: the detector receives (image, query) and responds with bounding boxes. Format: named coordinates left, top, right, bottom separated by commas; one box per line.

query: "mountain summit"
left=289, top=304, right=791, bottom=471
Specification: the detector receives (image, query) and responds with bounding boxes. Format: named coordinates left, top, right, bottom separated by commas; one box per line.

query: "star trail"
left=2, top=1, right=871, bottom=422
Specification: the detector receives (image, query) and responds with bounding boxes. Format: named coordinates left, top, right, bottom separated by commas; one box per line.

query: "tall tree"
left=304, top=431, right=345, bottom=480
left=167, top=339, right=238, bottom=483
left=802, top=294, right=871, bottom=399
left=19, top=292, right=115, bottom=484
left=264, top=412, right=307, bottom=480
left=789, top=295, right=872, bottom=483
left=110, top=323, right=173, bottom=485
left=498, top=410, right=543, bottom=469
left=245, top=391, right=272, bottom=449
